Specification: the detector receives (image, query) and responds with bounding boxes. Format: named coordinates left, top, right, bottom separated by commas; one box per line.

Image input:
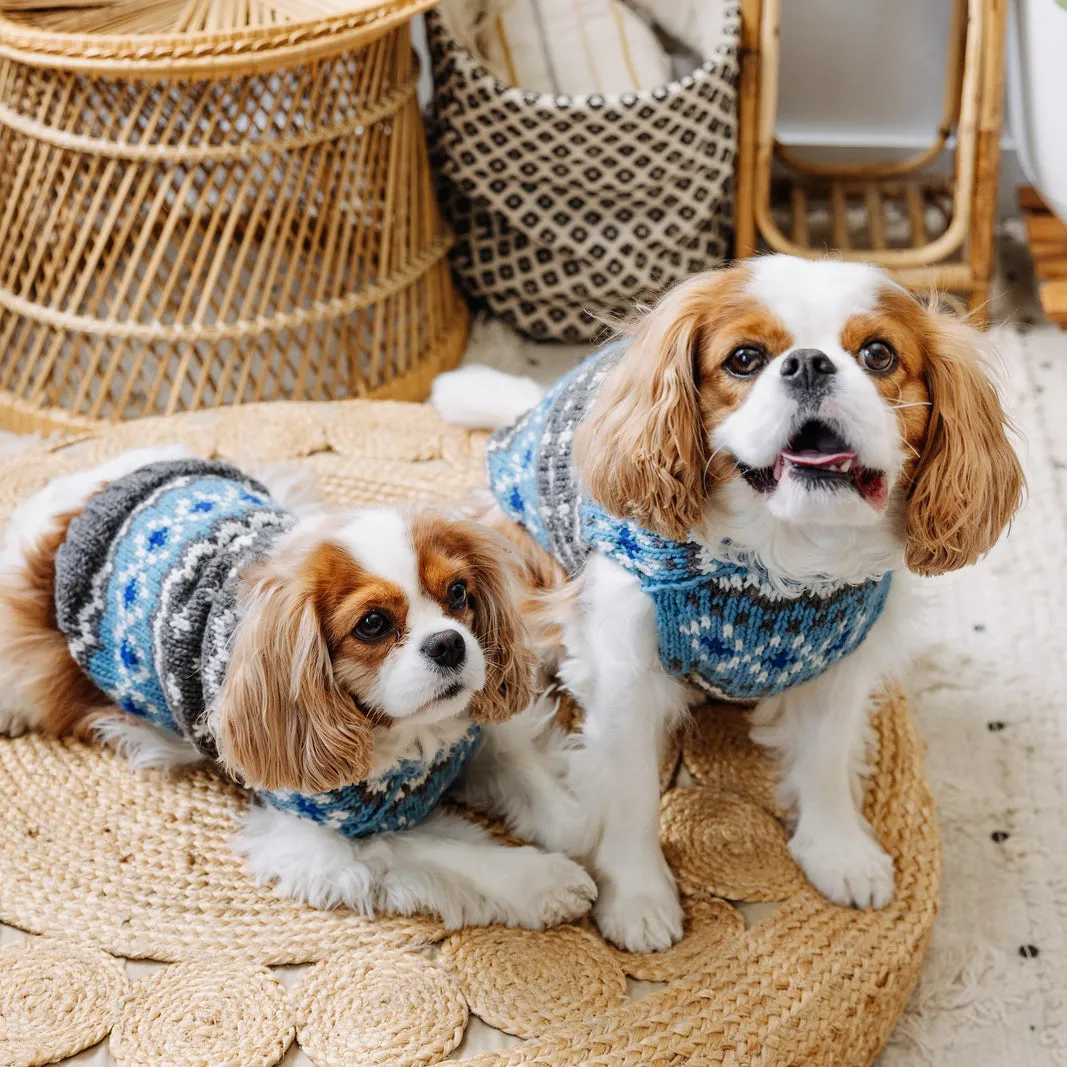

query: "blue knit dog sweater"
left=54, top=459, right=479, bottom=835
left=487, top=345, right=892, bottom=701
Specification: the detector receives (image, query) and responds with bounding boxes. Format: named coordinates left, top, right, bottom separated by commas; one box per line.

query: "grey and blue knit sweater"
left=54, top=459, right=479, bottom=836
left=486, top=344, right=892, bottom=702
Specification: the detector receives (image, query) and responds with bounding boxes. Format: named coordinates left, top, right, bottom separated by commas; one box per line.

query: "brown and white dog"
left=0, top=446, right=595, bottom=929
left=433, top=255, right=1025, bottom=951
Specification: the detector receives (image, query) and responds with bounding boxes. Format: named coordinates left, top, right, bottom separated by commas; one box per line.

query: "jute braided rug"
left=0, top=400, right=940, bottom=1066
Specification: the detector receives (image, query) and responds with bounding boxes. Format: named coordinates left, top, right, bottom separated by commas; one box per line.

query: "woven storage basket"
left=0, top=399, right=939, bottom=1065
left=426, top=4, right=739, bottom=343
left=0, top=0, right=470, bottom=435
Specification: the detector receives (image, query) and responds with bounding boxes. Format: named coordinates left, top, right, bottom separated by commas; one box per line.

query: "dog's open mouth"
left=741, top=419, right=888, bottom=509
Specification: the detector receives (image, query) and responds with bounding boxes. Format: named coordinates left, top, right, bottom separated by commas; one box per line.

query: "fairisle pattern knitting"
left=486, top=341, right=626, bottom=575
left=260, top=726, right=481, bottom=837
left=487, top=346, right=893, bottom=701
left=54, top=459, right=478, bottom=836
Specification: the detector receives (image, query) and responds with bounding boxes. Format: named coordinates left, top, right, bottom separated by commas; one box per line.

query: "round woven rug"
left=0, top=400, right=941, bottom=1066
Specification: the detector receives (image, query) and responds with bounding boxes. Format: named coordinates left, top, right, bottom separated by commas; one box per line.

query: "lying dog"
left=0, top=446, right=595, bottom=930
left=433, top=255, right=1025, bottom=951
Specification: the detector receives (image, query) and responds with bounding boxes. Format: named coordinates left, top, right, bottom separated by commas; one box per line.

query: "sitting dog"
left=433, top=255, right=1025, bottom=951
left=0, top=446, right=595, bottom=930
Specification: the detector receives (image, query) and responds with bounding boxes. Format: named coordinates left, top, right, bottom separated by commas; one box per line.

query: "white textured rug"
left=1, top=242, right=1064, bottom=1064
left=878, top=317, right=1066, bottom=1067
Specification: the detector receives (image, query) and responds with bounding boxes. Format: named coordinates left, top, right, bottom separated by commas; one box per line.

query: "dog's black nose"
left=421, top=629, right=466, bottom=670
left=779, top=349, right=837, bottom=390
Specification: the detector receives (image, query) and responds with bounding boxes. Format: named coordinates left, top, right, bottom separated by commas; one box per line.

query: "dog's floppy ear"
left=215, top=563, right=374, bottom=793
left=574, top=274, right=724, bottom=540
left=904, top=312, right=1025, bottom=576
left=467, top=533, right=536, bottom=724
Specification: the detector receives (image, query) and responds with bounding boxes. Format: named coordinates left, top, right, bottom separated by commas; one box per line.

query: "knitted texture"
left=56, top=460, right=291, bottom=751
left=487, top=345, right=893, bottom=701
left=259, top=728, right=482, bottom=836
left=54, top=459, right=479, bottom=837
left=486, top=341, right=625, bottom=574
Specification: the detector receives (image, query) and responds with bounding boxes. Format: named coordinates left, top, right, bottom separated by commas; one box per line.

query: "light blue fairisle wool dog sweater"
left=54, top=459, right=479, bottom=836
left=487, top=344, right=892, bottom=701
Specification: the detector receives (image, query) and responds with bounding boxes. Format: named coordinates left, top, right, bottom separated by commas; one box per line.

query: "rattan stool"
left=0, top=0, right=469, bottom=434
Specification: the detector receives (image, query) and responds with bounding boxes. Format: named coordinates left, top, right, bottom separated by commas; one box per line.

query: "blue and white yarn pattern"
left=61, top=467, right=287, bottom=732
left=487, top=341, right=625, bottom=575
left=54, top=459, right=479, bottom=837
left=487, top=344, right=893, bottom=702
left=580, top=503, right=891, bottom=700
left=260, top=727, right=482, bottom=836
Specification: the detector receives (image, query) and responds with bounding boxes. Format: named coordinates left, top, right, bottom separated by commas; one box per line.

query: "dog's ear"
left=574, top=274, right=726, bottom=540
left=904, top=312, right=1025, bottom=576
left=215, top=564, right=373, bottom=793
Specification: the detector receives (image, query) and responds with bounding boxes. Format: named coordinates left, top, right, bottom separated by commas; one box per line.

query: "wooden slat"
left=733, top=0, right=762, bottom=257
left=1020, top=182, right=1067, bottom=309
left=967, top=0, right=1011, bottom=323
left=1038, top=279, right=1067, bottom=327
left=1033, top=256, right=1067, bottom=281
left=1026, top=213, right=1067, bottom=246
left=905, top=184, right=926, bottom=249
left=1018, top=185, right=1049, bottom=214
left=790, top=185, right=809, bottom=246
left=1029, top=246, right=1067, bottom=266
left=829, top=183, right=850, bottom=251
left=835, top=178, right=953, bottom=198
left=866, top=185, right=887, bottom=250
left=895, top=263, right=973, bottom=290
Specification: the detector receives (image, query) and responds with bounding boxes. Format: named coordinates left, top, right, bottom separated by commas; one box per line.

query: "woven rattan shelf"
left=0, top=0, right=469, bottom=433
left=735, top=0, right=1007, bottom=321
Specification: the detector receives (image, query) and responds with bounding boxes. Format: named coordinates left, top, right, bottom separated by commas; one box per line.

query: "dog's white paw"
left=593, top=869, right=684, bottom=953
left=521, top=851, right=599, bottom=928
left=0, top=705, right=33, bottom=738
left=480, top=848, right=598, bottom=930
left=234, top=805, right=375, bottom=914
left=790, top=828, right=895, bottom=909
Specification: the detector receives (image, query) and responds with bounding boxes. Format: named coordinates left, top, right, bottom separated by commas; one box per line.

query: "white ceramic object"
left=1008, top=0, right=1067, bottom=222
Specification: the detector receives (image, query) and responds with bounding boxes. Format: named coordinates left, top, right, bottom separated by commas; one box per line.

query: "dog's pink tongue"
left=779, top=449, right=856, bottom=468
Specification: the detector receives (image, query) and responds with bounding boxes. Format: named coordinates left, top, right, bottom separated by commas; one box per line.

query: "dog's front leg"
left=236, top=804, right=596, bottom=930
left=453, top=696, right=594, bottom=857
left=567, top=556, right=690, bottom=953
left=750, top=656, right=895, bottom=909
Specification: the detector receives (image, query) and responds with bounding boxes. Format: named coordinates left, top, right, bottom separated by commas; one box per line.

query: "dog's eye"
left=447, top=580, right=468, bottom=612
left=724, top=345, right=767, bottom=378
left=859, top=339, right=898, bottom=375
left=354, top=611, right=391, bottom=642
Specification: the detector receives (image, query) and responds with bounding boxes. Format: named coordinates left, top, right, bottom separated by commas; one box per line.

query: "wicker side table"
left=0, top=0, right=469, bottom=433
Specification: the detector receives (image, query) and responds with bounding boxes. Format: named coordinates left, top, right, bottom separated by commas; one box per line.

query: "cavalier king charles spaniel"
left=0, top=446, right=595, bottom=930
left=432, top=254, right=1025, bottom=952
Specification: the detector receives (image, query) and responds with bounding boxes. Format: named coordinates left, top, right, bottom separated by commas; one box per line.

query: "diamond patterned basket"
left=426, top=4, right=739, bottom=343
left=0, top=0, right=469, bottom=433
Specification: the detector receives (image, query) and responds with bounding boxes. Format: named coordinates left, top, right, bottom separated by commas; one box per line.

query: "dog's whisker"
left=703, top=444, right=730, bottom=480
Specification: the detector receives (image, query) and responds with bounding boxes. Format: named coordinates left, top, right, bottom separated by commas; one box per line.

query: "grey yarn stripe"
left=536, top=341, right=625, bottom=574
left=54, top=459, right=291, bottom=760
left=157, top=510, right=293, bottom=756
